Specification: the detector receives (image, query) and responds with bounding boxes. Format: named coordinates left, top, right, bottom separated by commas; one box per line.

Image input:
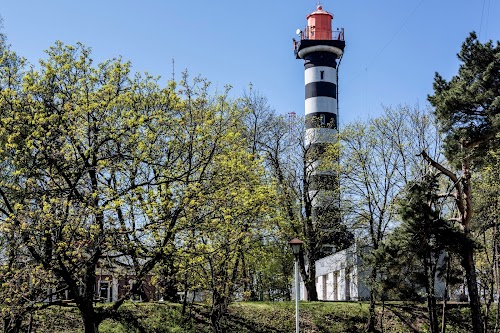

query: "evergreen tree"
left=425, top=32, right=500, bottom=333
left=429, top=32, right=500, bottom=168
left=378, top=175, right=468, bottom=333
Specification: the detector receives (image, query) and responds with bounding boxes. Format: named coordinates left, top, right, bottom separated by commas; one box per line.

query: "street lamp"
left=289, top=238, right=303, bottom=333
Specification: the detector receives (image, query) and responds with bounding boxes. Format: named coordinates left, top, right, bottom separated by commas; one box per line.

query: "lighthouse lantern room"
left=306, top=5, right=333, bottom=40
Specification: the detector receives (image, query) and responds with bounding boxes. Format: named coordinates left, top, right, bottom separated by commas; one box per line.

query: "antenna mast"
left=171, top=58, right=175, bottom=82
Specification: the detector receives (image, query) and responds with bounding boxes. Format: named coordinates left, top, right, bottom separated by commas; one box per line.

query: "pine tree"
left=378, top=175, right=468, bottom=333
left=424, top=32, right=500, bottom=333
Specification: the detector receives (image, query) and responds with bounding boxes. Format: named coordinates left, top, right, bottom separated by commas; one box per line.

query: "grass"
left=228, top=301, right=370, bottom=332
left=7, top=301, right=478, bottom=333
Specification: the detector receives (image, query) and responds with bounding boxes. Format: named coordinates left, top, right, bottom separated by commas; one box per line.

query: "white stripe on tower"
left=304, top=66, right=337, bottom=85
left=304, top=97, right=337, bottom=115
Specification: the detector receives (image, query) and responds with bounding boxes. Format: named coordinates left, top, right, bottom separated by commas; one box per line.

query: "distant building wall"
left=292, top=246, right=449, bottom=302
left=293, top=245, right=369, bottom=301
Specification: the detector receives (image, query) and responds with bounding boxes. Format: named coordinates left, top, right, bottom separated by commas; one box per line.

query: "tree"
left=472, top=148, right=500, bottom=331
left=428, top=32, right=500, bottom=169
left=255, top=112, right=353, bottom=301
left=0, top=41, right=176, bottom=332
left=425, top=31, right=500, bottom=333
left=377, top=174, right=467, bottom=333
left=189, top=142, right=273, bottom=333
left=0, top=41, right=275, bottom=333
left=338, top=105, right=442, bottom=331
left=156, top=83, right=277, bottom=333
left=0, top=29, right=49, bottom=333
left=234, top=86, right=292, bottom=302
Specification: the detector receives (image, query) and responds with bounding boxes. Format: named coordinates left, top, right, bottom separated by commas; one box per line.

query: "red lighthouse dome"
left=306, top=5, right=333, bottom=40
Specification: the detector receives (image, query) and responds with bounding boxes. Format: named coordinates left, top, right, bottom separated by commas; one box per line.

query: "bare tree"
left=339, top=105, right=442, bottom=330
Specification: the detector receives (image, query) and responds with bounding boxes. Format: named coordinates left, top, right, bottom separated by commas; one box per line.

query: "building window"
left=129, top=279, right=142, bottom=302
left=320, top=114, right=326, bottom=126
left=320, top=70, right=324, bottom=80
left=98, top=281, right=110, bottom=302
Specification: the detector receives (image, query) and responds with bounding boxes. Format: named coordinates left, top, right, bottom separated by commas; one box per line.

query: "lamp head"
left=288, top=238, right=304, bottom=255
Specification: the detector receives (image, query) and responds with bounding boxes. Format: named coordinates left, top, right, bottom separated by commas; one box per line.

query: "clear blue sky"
left=1, top=0, right=498, bottom=125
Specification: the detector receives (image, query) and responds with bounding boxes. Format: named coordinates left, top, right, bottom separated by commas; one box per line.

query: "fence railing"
left=300, top=27, right=344, bottom=41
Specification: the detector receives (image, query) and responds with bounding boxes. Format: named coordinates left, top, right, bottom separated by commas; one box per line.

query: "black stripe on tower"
left=309, top=173, right=338, bottom=191
left=303, top=51, right=338, bottom=69
left=305, top=112, right=337, bottom=129
left=305, top=82, right=337, bottom=99
left=312, top=206, right=340, bottom=228
left=307, top=142, right=337, bottom=164
left=309, top=142, right=330, bottom=155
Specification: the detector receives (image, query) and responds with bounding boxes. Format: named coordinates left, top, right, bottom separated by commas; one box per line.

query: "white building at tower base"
left=293, top=245, right=370, bottom=301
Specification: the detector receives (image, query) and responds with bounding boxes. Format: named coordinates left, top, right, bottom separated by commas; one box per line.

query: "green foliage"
left=100, top=303, right=193, bottom=333
left=426, top=32, right=500, bottom=333
left=428, top=32, right=500, bottom=168
left=338, top=105, right=442, bottom=250
left=376, top=174, right=467, bottom=300
left=0, top=40, right=277, bottom=333
left=397, top=174, right=470, bottom=256
left=337, top=106, right=442, bottom=327
left=471, top=148, right=500, bottom=326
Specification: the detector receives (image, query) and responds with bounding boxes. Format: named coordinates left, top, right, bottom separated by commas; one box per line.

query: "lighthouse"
left=294, top=5, right=346, bottom=255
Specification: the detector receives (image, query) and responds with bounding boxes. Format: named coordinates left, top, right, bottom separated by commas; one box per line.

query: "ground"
left=15, top=301, right=474, bottom=333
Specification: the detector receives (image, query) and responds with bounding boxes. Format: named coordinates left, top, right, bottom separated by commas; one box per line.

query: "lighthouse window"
left=320, top=114, right=326, bottom=125
left=320, top=71, right=324, bottom=80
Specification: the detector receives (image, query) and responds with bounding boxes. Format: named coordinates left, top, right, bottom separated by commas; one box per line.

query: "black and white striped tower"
left=294, top=5, right=346, bottom=254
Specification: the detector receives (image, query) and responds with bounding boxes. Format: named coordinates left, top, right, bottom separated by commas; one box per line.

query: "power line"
left=479, top=0, right=487, bottom=39
left=171, top=58, right=175, bottom=82
left=366, top=0, right=425, bottom=69
left=485, top=0, right=491, bottom=39
left=342, top=0, right=426, bottom=87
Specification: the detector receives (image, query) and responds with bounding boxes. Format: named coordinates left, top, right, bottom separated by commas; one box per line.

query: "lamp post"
left=289, top=238, right=303, bottom=333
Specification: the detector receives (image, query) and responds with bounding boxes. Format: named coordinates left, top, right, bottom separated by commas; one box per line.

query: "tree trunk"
left=462, top=248, right=484, bottom=333
left=425, top=254, right=439, bottom=333
left=368, top=291, right=376, bottom=332
left=426, top=293, right=439, bottom=333
left=210, top=300, right=225, bottom=333
left=367, top=267, right=377, bottom=332
left=380, top=300, right=385, bottom=333
left=298, top=248, right=318, bottom=301
left=27, top=313, right=33, bottom=333
left=79, top=299, right=100, bottom=333
left=81, top=312, right=99, bottom=333
left=441, top=256, right=450, bottom=333
left=495, top=239, right=500, bottom=333
left=3, top=317, right=21, bottom=333
left=419, top=152, right=484, bottom=333
left=304, top=275, right=318, bottom=301
left=494, top=225, right=500, bottom=333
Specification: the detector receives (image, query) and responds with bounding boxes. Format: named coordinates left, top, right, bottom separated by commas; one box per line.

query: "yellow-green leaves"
left=0, top=41, right=280, bottom=331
